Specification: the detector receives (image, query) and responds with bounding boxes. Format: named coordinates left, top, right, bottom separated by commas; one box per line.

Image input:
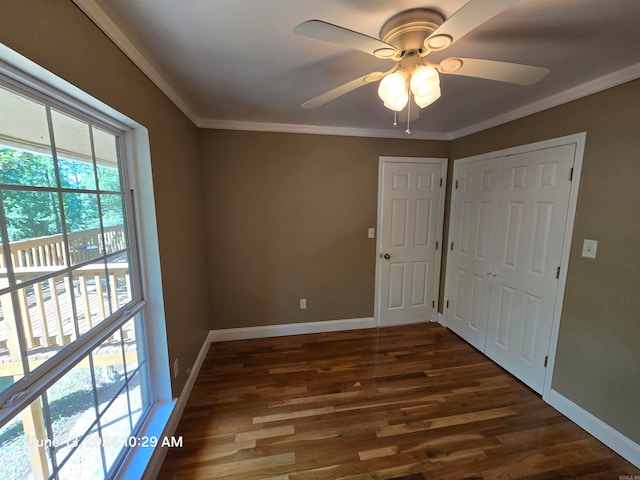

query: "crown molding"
left=73, top=0, right=640, bottom=142
left=72, top=0, right=199, bottom=123
left=451, top=61, right=640, bottom=139
left=195, top=118, right=452, bottom=141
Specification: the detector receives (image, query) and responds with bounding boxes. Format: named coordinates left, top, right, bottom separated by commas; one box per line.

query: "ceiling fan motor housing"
left=380, top=8, right=445, bottom=54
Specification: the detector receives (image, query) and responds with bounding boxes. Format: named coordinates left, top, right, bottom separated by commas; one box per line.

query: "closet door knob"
left=492, top=271, right=498, bottom=277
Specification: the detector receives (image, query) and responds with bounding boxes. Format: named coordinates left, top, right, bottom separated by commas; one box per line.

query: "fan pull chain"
left=393, top=109, right=398, bottom=127
left=405, top=91, right=412, bottom=135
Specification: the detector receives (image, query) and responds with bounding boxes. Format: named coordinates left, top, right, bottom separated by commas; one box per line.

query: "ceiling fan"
left=294, top=0, right=549, bottom=120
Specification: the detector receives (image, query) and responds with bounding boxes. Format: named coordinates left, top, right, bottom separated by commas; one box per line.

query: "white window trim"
left=0, top=43, right=174, bottom=478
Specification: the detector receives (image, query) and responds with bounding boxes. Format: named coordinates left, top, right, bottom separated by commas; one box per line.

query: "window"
left=0, top=75, right=155, bottom=479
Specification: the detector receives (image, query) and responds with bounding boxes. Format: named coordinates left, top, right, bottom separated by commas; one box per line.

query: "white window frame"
left=0, top=43, right=173, bottom=478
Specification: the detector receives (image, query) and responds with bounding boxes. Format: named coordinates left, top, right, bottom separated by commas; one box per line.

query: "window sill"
left=117, top=400, right=176, bottom=480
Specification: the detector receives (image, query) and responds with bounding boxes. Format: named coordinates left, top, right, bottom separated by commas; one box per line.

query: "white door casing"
left=445, top=134, right=585, bottom=395
left=376, top=157, right=447, bottom=327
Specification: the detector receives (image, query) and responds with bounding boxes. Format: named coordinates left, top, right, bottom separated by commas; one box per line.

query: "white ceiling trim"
left=73, top=0, right=640, bottom=142
left=451, top=61, right=640, bottom=139
left=197, top=118, right=452, bottom=141
left=72, top=0, right=198, bottom=123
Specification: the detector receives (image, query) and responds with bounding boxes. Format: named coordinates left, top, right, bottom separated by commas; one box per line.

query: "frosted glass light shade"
left=409, top=66, right=440, bottom=98
left=383, top=90, right=409, bottom=111
left=378, top=71, right=408, bottom=110
left=414, top=84, right=441, bottom=108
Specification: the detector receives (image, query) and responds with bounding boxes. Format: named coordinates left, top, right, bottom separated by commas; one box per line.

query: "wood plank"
left=159, top=324, right=640, bottom=480
left=33, top=282, right=50, bottom=347
left=235, top=425, right=295, bottom=442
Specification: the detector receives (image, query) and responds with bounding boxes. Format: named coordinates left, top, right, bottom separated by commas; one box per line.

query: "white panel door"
left=378, top=161, right=442, bottom=326
left=485, top=144, right=575, bottom=393
left=445, top=158, right=502, bottom=350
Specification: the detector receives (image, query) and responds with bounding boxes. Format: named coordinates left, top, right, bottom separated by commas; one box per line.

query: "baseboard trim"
left=210, top=317, right=377, bottom=342
left=142, top=330, right=215, bottom=479
left=437, top=312, right=445, bottom=326
left=545, top=388, right=640, bottom=469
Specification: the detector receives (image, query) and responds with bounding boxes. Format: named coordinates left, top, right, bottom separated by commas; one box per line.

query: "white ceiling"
left=77, top=0, right=640, bottom=140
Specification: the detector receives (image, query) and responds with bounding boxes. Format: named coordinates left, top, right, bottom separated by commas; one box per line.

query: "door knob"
left=486, top=269, right=492, bottom=275
left=383, top=253, right=391, bottom=260
left=492, top=271, right=497, bottom=277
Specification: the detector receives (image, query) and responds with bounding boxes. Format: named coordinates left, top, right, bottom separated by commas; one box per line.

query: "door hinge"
left=556, top=266, right=560, bottom=279
left=440, top=178, right=443, bottom=187
left=450, top=242, right=454, bottom=251
left=455, top=179, right=459, bottom=189
left=432, top=300, right=435, bottom=308
left=446, top=300, right=449, bottom=308
left=544, top=356, right=549, bottom=367
left=569, top=167, right=574, bottom=181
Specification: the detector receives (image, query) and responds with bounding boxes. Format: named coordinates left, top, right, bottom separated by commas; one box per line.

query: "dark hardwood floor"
left=159, top=323, right=639, bottom=479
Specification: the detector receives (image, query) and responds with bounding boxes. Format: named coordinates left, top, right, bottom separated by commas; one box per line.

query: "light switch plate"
left=368, top=228, right=375, bottom=239
left=582, top=239, right=598, bottom=259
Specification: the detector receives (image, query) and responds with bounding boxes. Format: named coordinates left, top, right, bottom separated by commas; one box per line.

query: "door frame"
left=443, top=132, right=586, bottom=400
left=374, top=156, right=448, bottom=327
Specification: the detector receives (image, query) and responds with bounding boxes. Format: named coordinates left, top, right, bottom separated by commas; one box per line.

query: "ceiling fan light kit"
left=410, top=66, right=440, bottom=97
left=378, top=65, right=442, bottom=113
left=414, top=84, right=442, bottom=109
left=295, top=1, right=549, bottom=133
left=378, top=71, right=409, bottom=111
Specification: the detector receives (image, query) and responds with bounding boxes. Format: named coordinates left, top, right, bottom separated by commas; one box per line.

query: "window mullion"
left=89, top=124, right=114, bottom=317
left=118, top=133, right=142, bottom=303
left=124, top=190, right=141, bottom=303
left=41, top=391, right=60, bottom=477
left=45, top=105, right=73, bottom=275
left=46, top=105, right=83, bottom=344
left=88, top=353, right=109, bottom=478
left=0, top=192, right=32, bottom=387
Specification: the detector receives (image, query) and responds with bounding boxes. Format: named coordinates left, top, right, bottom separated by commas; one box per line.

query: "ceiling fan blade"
left=302, top=72, right=385, bottom=109
left=440, top=58, right=549, bottom=85
left=425, top=0, right=519, bottom=49
left=295, top=20, right=399, bottom=58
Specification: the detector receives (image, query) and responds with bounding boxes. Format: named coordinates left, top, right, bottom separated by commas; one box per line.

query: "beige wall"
left=1, top=0, right=211, bottom=396
left=199, top=130, right=448, bottom=329
left=450, top=79, right=640, bottom=443
left=5, top=0, right=639, bottom=449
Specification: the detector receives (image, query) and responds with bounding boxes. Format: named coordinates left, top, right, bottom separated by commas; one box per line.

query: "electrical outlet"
left=173, top=358, right=179, bottom=379
left=368, top=228, right=375, bottom=239
left=299, top=298, right=307, bottom=309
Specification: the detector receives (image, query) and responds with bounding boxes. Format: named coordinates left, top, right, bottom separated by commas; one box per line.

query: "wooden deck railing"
left=0, top=226, right=135, bottom=480
left=0, top=225, right=126, bottom=268
left=0, top=225, right=131, bottom=373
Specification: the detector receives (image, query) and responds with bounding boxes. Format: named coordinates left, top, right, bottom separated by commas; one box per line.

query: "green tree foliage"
left=0, top=147, right=123, bottom=241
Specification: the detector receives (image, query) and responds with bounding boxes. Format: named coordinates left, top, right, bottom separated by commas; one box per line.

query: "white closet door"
left=485, top=144, right=575, bottom=393
left=378, top=161, right=442, bottom=326
left=446, top=158, right=502, bottom=350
